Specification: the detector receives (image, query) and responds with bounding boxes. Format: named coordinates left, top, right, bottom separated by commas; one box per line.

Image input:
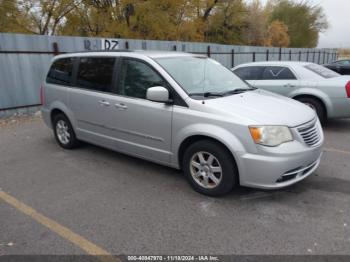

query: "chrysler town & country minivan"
left=41, top=51, right=324, bottom=196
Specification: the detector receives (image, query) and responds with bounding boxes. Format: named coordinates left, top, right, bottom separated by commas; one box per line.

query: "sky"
left=316, top=0, right=349, bottom=48
left=255, top=0, right=350, bottom=48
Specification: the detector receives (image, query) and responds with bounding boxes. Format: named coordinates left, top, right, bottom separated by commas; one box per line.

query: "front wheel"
left=182, top=140, right=238, bottom=196
left=296, top=97, right=326, bottom=123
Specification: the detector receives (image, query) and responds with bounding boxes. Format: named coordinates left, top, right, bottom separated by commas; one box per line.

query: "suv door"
left=254, top=66, right=299, bottom=96
left=67, top=56, right=119, bottom=144
left=68, top=56, right=173, bottom=164
left=108, top=57, right=173, bottom=164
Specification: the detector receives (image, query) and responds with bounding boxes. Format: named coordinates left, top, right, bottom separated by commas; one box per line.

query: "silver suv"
left=41, top=51, right=324, bottom=196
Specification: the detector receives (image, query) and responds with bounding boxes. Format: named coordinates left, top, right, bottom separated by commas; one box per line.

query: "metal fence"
left=0, top=33, right=338, bottom=112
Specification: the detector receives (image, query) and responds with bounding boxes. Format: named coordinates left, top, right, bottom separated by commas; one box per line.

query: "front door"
left=104, top=58, right=173, bottom=164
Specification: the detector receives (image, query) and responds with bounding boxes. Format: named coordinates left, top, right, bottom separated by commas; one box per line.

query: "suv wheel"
left=296, top=97, right=326, bottom=123
left=53, top=114, right=79, bottom=149
left=183, top=140, right=238, bottom=196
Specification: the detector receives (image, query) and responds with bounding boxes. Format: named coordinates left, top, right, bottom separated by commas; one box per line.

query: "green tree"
left=1, top=0, right=329, bottom=48
left=269, top=0, right=328, bottom=47
left=17, top=0, right=79, bottom=35
left=205, top=0, right=246, bottom=44
left=242, top=0, right=270, bottom=46
left=0, top=0, right=30, bottom=33
left=267, top=20, right=290, bottom=47
left=60, top=0, right=204, bottom=41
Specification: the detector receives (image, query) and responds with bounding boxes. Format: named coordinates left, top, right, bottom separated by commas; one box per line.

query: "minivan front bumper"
left=237, top=142, right=323, bottom=189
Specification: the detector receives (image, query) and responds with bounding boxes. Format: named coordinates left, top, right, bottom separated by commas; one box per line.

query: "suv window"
left=118, top=59, right=166, bottom=99
left=76, top=57, right=115, bottom=92
left=262, top=66, right=296, bottom=80
left=46, top=58, right=74, bottom=85
left=234, top=66, right=264, bottom=80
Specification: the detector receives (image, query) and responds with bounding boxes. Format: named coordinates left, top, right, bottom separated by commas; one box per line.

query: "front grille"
left=297, top=120, right=321, bottom=147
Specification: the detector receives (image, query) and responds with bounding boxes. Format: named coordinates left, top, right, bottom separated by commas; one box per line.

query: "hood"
left=204, top=89, right=316, bottom=127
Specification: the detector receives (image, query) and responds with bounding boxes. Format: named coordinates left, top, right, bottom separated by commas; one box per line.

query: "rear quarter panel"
left=42, top=83, right=75, bottom=129
left=314, top=79, right=350, bottom=118
left=290, top=78, right=350, bottom=118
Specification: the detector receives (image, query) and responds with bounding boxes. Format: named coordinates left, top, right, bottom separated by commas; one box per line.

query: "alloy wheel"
left=56, top=120, right=70, bottom=145
left=190, top=151, right=223, bottom=189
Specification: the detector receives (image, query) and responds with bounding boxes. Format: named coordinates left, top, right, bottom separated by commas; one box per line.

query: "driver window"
left=118, top=59, right=166, bottom=99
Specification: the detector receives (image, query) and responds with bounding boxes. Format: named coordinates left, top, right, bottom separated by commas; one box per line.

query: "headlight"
left=249, top=126, right=293, bottom=147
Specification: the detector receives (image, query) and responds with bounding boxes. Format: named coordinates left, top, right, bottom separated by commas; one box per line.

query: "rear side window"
left=46, top=58, right=74, bottom=85
left=262, top=66, right=296, bottom=80
left=76, top=57, right=115, bottom=92
left=234, top=67, right=264, bottom=80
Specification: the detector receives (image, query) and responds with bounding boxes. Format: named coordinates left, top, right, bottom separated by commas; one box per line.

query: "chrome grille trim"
left=297, top=119, right=321, bottom=147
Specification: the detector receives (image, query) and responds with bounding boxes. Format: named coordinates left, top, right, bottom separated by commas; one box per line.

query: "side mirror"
left=146, top=86, right=171, bottom=103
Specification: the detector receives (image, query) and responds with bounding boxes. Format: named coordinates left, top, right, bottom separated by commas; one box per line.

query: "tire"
left=296, top=97, right=326, bottom=123
left=53, top=113, right=79, bottom=149
left=182, top=140, right=238, bottom=196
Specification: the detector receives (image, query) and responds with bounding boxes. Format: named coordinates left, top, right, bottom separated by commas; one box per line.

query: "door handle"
left=284, top=83, right=295, bottom=88
left=114, top=103, right=127, bottom=110
left=98, top=100, right=110, bottom=106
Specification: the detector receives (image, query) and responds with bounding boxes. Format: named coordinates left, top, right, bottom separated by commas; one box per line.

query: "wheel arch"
left=292, top=94, right=328, bottom=118
left=50, top=108, right=66, bottom=123
left=48, top=101, right=76, bottom=131
left=177, top=135, right=240, bottom=182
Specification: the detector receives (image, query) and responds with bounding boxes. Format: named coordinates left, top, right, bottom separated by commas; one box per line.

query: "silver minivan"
left=41, top=51, right=324, bottom=196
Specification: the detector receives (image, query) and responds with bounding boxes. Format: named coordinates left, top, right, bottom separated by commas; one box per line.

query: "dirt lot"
left=0, top=115, right=350, bottom=256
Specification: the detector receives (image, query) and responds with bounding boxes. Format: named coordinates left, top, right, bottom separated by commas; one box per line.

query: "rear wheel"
left=296, top=97, right=326, bottom=123
left=182, top=140, right=238, bottom=196
left=53, top=114, right=79, bottom=149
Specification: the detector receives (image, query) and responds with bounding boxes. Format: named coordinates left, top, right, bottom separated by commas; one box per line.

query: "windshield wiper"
left=190, top=87, right=257, bottom=98
left=221, top=88, right=257, bottom=96
left=189, top=92, right=223, bottom=97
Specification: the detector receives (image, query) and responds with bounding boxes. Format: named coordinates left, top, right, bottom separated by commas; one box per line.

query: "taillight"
left=40, top=85, right=45, bottom=105
left=346, top=82, right=350, bottom=98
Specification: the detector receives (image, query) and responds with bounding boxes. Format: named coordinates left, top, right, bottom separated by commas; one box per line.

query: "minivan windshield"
left=155, top=56, right=252, bottom=97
